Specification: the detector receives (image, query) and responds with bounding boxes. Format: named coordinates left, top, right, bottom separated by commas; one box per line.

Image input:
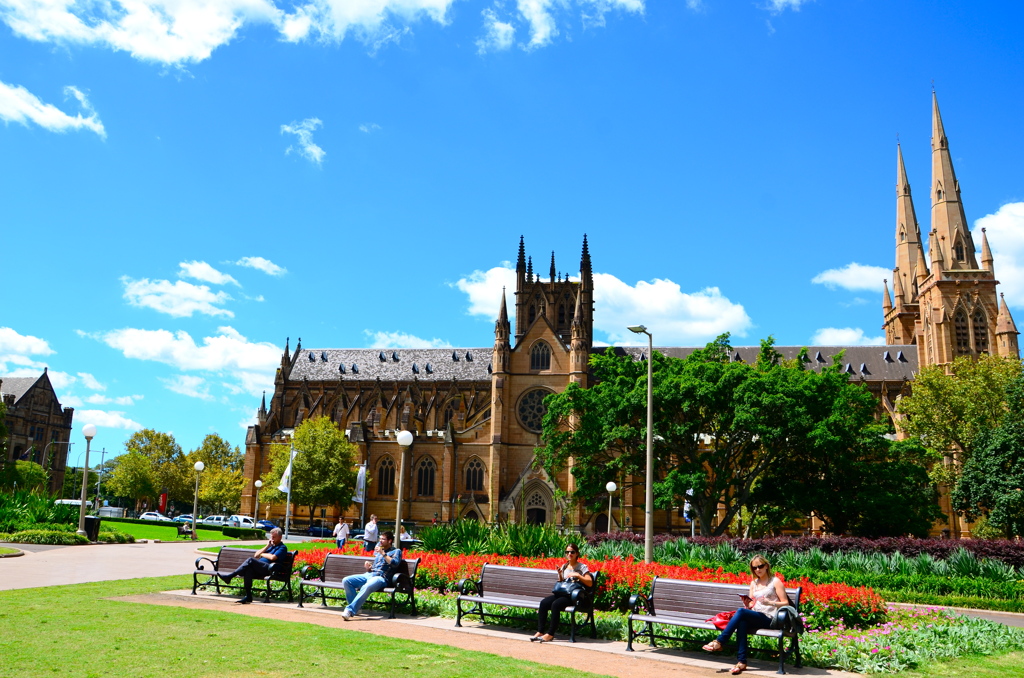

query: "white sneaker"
left=341, top=609, right=353, bottom=620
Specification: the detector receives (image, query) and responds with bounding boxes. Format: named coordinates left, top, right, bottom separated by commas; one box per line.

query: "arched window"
left=525, top=490, right=547, bottom=525
left=416, top=457, right=436, bottom=497
left=899, top=227, right=906, bottom=242
left=377, top=456, right=395, bottom=496
left=465, top=457, right=485, bottom=492
left=954, top=311, right=971, bottom=355
left=955, top=242, right=965, bottom=262
left=441, top=401, right=456, bottom=430
left=528, top=305, right=536, bottom=325
left=936, top=186, right=944, bottom=201
left=530, top=341, right=551, bottom=370
left=558, top=304, right=566, bottom=325
left=973, top=309, right=989, bottom=354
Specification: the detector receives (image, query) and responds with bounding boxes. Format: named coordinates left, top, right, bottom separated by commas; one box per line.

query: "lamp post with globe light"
left=254, top=479, right=263, bottom=525
left=191, top=461, right=205, bottom=540
left=605, top=481, right=617, bottom=533
left=627, top=324, right=654, bottom=564
left=76, top=424, right=97, bottom=537
left=395, top=430, right=414, bottom=549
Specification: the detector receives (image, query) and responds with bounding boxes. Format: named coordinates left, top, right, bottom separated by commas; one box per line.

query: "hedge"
left=222, top=527, right=265, bottom=539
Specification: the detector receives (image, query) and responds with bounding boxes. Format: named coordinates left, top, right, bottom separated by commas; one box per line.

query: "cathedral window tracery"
left=973, top=309, right=989, bottom=354
left=954, top=310, right=971, bottom=355
left=416, top=456, right=436, bottom=497
left=465, top=457, right=485, bottom=492
left=530, top=341, right=551, bottom=370
left=517, top=387, right=550, bottom=432
left=377, top=456, right=396, bottom=496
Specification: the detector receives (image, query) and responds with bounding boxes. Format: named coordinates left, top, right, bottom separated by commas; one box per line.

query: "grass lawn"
left=108, top=522, right=238, bottom=542
left=0, top=575, right=605, bottom=678
left=874, top=652, right=1024, bottom=677
left=199, top=539, right=331, bottom=554
left=0, top=546, right=19, bottom=555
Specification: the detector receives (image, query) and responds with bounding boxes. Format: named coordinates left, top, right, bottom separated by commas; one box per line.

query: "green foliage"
left=105, top=450, right=156, bottom=509
left=123, top=429, right=190, bottom=506
left=0, top=489, right=79, bottom=532
left=953, top=373, right=1024, bottom=539
left=6, top=529, right=89, bottom=545
left=190, top=433, right=246, bottom=514
left=0, top=460, right=49, bottom=492
left=0, top=400, right=6, bottom=458
left=417, top=520, right=568, bottom=557
left=261, top=416, right=357, bottom=520
left=222, top=527, right=266, bottom=539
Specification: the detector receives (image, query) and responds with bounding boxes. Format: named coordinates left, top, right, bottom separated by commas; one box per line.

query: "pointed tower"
left=980, top=228, right=994, bottom=272
left=516, top=235, right=527, bottom=289
left=930, top=92, right=978, bottom=270
left=494, top=287, right=511, bottom=374
left=996, top=294, right=1020, bottom=358
left=569, top=289, right=589, bottom=385
left=549, top=251, right=556, bottom=283
left=513, top=237, right=591, bottom=347
left=884, top=144, right=926, bottom=345
left=883, top=279, right=893, bottom=315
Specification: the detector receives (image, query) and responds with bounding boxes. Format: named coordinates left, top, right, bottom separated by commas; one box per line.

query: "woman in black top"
left=531, top=542, right=593, bottom=643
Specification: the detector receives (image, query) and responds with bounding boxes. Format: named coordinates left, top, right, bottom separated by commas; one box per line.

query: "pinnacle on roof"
left=527, top=255, right=533, bottom=282
left=550, top=251, right=556, bottom=282
left=883, top=279, right=893, bottom=314
left=981, top=228, right=994, bottom=272
left=517, top=235, right=526, bottom=273
left=997, top=293, right=1019, bottom=335
left=892, top=269, right=906, bottom=309
left=580, top=233, right=591, bottom=273
left=497, top=286, right=509, bottom=325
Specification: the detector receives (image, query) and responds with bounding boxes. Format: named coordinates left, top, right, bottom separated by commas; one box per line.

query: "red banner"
left=159, top=493, right=168, bottom=513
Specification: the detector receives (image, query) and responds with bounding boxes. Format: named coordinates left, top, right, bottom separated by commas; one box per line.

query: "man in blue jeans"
left=340, top=530, right=401, bottom=619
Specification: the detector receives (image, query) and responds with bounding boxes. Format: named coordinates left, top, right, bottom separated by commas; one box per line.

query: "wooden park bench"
left=297, top=554, right=420, bottom=619
left=455, top=564, right=600, bottom=642
left=627, top=578, right=803, bottom=674
left=192, top=546, right=297, bottom=602
left=176, top=523, right=193, bottom=539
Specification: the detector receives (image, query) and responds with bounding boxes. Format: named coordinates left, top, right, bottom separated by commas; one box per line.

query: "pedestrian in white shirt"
left=333, top=519, right=350, bottom=550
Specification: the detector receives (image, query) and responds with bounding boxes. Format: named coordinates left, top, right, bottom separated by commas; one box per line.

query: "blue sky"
left=2, top=0, right=1023, bottom=460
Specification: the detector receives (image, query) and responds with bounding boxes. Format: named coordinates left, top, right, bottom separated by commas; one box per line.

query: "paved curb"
left=0, top=548, right=24, bottom=558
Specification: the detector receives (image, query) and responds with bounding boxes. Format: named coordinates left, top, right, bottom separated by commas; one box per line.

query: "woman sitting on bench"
left=530, top=542, right=592, bottom=643
left=702, top=555, right=790, bottom=675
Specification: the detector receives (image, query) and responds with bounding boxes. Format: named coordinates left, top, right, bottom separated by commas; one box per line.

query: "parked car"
left=174, top=514, right=194, bottom=524
left=202, top=515, right=227, bottom=527
left=139, top=511, right=172, bottom=522
left=308, top=524, right=334, bottom=538
left=226, top=515, right=255, bottom=528
left=255, top=520, right=278, bottom=531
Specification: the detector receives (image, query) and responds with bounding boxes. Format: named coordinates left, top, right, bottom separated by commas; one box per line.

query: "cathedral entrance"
left=595, top=513, right=609, bottom=533
left=526, top=508, right=546, bottom=524
left=523, top=487, right=551, bottom=525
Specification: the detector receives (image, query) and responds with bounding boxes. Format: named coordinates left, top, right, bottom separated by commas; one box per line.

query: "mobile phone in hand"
left=739, top=594, right=753, bottom=607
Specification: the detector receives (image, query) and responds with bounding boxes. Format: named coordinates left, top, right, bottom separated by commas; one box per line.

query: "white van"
left=202, top=515, right=227, bottom=527
left=55, top=499, right=93, bottom=509
left=226, top=515, right=255, bottom=528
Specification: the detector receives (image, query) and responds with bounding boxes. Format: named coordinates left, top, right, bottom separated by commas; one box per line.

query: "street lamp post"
left=76, top=424, right=97, bottom=538
left=192, top=461, right=205, bottom=540
left=254, top=479, right=263, bottom=524
left=605, top=481, right=617, bottom=533
left=395, top=430, right=414, bottom=550
left=627, top=324, right=654, bottom=563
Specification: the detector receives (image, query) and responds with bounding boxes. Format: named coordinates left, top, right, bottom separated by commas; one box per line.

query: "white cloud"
left=579, top=0, right=644, bottom=29
left=517, top=0, right=558, bottom=49
left=810, top=327, right=886, bottom=346
left=811, top=263, right=889, bottom=292
left=975, top=202, right=1024, bottom=309
left=121, top=276, right=234, bottom=317
left=234, top=256, right=287, bottom=276
left=359, top=123, right=382, bottom=133
left=593, top=274, right=752, bottom=345
left=363, top=330, right=453, bottom=349
left=178, top=260, right=239, bottom=286
left=477, top=8, right=515, bottom=53
left=77, top=372, right=105, bottom=390
left=96, top=326, right=279, bottom=397
left=86, top=393, right=142, bottom=406
left=281, top=117, right=325, bottom=166
left=161, top=374, right=214, bottom=401
left=451, top=263, right=518, bottom=317
left=0, top=81, right=105, bottom=137
left=280, top=0, right=452, bottom=44
left=0, top=327, right=54, bottom=357
left=75, top=409, right=143, bottom=431
left=764, top=0, right=812, bottom=12
left=451, top=265, right=752, bottom=346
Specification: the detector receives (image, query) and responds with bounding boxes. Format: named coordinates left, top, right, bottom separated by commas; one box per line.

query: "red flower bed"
left=293, top=546, right=885, bottom=627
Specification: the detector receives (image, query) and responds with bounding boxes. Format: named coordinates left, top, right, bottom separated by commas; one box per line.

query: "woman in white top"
left=531, top=542, right=593, bottom=643
left=333, top=519, right=350, bottom=550
left=702, top=555, right=790, bottom=675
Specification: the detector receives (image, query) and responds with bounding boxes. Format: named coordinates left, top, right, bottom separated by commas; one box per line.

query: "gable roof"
left=0, top=376, right=40, bottom=405
left=287, top=348, right=492, bottom=383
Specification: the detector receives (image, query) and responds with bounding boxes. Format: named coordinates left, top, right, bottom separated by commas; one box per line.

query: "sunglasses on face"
left=752, top=564, right=767, bottom=570
left=565, top=550, right=577, bottom=555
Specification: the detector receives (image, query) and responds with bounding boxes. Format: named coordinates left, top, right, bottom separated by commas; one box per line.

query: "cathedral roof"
left=602, top=344, right=919, bottom=381
left=287, top=348, right=493, bottom=382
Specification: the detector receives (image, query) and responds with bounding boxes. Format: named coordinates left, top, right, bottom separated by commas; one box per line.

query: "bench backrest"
left=216, top=546, right=295, bottom=579
left=322, top=554, right=420, bottom=586
left=649, top=577, right=801, bottom=618
left=479, top=564, right=560, bottom=599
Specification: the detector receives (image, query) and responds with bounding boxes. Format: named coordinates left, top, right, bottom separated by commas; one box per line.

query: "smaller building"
left=1, top=369, right=75, bottom=494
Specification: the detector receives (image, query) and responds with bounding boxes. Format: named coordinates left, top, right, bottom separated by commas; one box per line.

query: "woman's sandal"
left=730, top=663, right=747, bottom=675
left=701, top=640, right=723, bottom=653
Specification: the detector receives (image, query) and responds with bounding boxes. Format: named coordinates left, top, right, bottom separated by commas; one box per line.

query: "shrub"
left=223, top=527, right=265, bottom=539
left=0, top=490, right=80, bottom=532
left=7, top=530, right=89, bottom=545
left=417, top=521, right=567, bottom=557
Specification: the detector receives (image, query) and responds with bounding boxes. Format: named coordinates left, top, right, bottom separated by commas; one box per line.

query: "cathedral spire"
left=549, top=251, right=556, bottom=283
left=892, top=268, right=906, bottom=309
left=931, top=91, right=977, bottom=269
left=996, top=293, right=1020, bottom=358
left=527, top=255, right=533, bottom=283
left=895, top=143, right=923, bottom=299
left=516, top=236, right=526, bottom=273
left=980, top=228, right=994, bottom=272
left=929, top=230, right=944, bottom=273
left=497, top=286, right=509, bottom=327
left=883, top=279, right=893, bottom=314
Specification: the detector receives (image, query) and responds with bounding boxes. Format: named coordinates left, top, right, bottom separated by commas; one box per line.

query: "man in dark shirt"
left=220, top=527, right=289, bottom=604
left=340, top=531, right=402, bottom=619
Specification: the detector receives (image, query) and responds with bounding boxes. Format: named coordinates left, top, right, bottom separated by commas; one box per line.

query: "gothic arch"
left=972, top=307, right=989, bottom=354
left=953, top=307, right=971, bottom=356
left=518, top=481, right=554, bottom=525
left=415, top=455, right=437, bottom=497
left=464, top=455, right=486, bottom=493
left=376, top=455, right=396, bottom=497
left=530, top=340, right=552, bottom=370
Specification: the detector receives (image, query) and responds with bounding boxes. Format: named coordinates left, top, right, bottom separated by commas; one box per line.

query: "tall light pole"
left=628, top=324, right=654, bottom=563
left=395, top=430, right=413, bottom=550
left=253, top=479, right=263, bottom=524
left=76, top=424, right=97, bottom=537
left=191, top=461, right=205, bottom=540
left=605, top=481, right=617, bottom=533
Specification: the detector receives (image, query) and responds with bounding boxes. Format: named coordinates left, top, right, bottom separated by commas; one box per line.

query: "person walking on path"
left=340, top=531, right=402, bottom=619
left=333, top=518, right=350, bottom=550
left=219, top=528, right=288, bottom=604
left=362, top=514, right=379, bottom=553
left=702, top=555, right=790, bottom=675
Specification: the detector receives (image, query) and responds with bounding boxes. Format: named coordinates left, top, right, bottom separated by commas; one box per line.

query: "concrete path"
left=0, top=540, right=261, bottom=591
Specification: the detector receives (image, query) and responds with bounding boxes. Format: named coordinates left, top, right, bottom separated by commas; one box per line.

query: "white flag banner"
left=278, top=447, right=297, bottom=494
left=353, top=466, right=366, bottom=503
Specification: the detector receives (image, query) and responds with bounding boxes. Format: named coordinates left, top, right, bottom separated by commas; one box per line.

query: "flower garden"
left=290, top=533, right=1024, bottom=674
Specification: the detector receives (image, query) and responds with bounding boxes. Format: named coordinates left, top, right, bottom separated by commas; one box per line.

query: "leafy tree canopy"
left=124, top=429, right=191, bottom=504
left=105, top=450, right=156, bottom=511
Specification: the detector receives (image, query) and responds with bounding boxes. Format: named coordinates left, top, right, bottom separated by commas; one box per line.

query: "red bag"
left=706, top=610, right=735, bottom=630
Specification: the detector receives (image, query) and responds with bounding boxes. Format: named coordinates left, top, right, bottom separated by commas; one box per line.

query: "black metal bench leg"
left=648, top=622, right=656, bottom=648
left=794, top=636, right=802, bottom=668
left=455, top=599, right=463, bottom=627
left=777, top=636, right=786, bottom=675
left=192, top=574, right=198, bottom=595
left=570, top=612, right=577, bottom=643
left=321, top=587, right=329, bottom=609
left=298, top=584, right=305, bottom=607
left=388, top=592, right=396, bottom=619
left=626, top=618, right=635, bottom=651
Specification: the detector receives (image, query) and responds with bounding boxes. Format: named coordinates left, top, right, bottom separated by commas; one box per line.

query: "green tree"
left=0, top=460, right=49, bottom=491
left=0, top=400, right=8, bottom=459
left=124, top=429, right=190, bottom=506
left=185, top=433, right=244, bottom=514
left=897, top=354, right=1022, bottom=483
left=952, top=374, right=1024, bottom=538
left=261, top=416, right=357, bottom=526
left=105, top=450, right=157, bottom=512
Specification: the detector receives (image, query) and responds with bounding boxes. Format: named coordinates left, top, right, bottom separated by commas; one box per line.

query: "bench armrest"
left=299, top=564, right=322, bottom=580
left=391, top=570, right=412, bottom=591
left=628, top=592, right=651, bottom=615
left=455, top=578, right=480, bottom=596
left=195, top=556, right=217, bottom=570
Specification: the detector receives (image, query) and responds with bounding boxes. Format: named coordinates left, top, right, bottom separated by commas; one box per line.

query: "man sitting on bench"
left=219, top=528, right=288, bottom=604
left=340, top=531, right=402, bottom=620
